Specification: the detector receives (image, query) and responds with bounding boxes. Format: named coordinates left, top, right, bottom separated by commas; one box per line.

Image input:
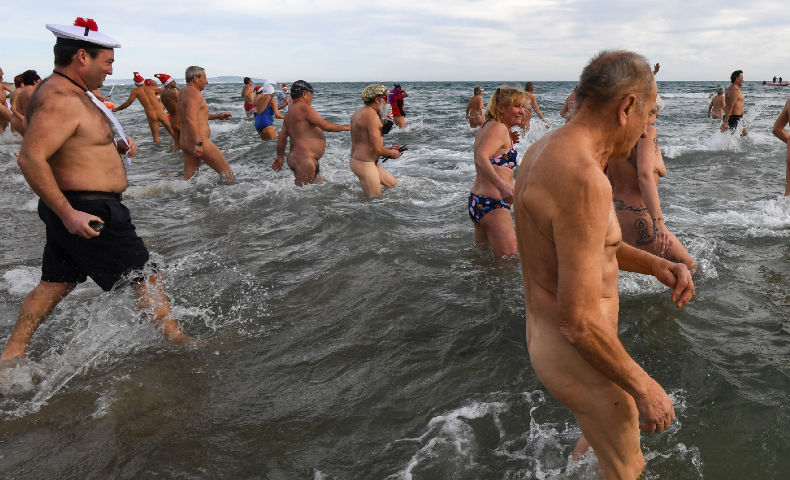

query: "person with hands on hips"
left=468, top=85, right=526, bottom=257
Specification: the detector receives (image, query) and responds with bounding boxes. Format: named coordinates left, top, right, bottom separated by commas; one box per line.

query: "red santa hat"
left=144, top=79, right=157, bottom=87
left=133, top=72, right=144, bottom=86
left=154, top=73, right=174, bottom=87
left=253, top=85, right=264, bottom=95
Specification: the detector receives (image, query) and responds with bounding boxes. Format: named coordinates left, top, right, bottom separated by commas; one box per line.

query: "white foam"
left=2, top=267, right=40, bottom=296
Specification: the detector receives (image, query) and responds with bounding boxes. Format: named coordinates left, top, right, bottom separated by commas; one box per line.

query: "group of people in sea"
left=3, top=17, right=790, bottom=480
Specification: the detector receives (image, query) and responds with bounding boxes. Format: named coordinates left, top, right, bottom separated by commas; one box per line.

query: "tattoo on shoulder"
left=613, top=198, right=649, bottom=215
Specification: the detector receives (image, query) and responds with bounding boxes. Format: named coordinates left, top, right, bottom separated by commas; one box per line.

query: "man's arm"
left=721, top=90, right=736, bottom=131
left=367, top=115, right=401, bottom=159
left=0, top=103, right=11, bottom=122
left=305, top=107, right=350, bottom=132
left=553, top=169, right=674, bottom=433
left=707, top=99, right=714, bottom=118
left=112, top=91, right=137, bottom=112
left=17, top=96, right=102, bottom=238
left=616, top=242, right=694, bottom=307
left=208, top=112, right=232, bottom=120
left=272, top=120, right=288, bottom=171
left=772, top=100, right=790, bottom=144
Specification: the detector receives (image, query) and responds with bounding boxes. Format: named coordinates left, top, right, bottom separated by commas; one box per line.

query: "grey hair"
left=717, top=86, right=725, bottom=95
left=185, top=66, right=205, bottom=84
left=576, top=50, right=654, bottom=110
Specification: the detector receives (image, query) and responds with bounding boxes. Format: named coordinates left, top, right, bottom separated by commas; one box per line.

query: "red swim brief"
left=244, top=103, right=254, bottom=112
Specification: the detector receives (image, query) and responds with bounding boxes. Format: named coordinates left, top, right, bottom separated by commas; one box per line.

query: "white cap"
left=260, top=83, right=275, bottom=95
left=46, top=18, right=121, bottom=49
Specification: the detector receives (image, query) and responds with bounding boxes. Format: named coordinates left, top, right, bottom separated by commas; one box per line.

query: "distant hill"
left=103, top=76, right=268, bottom=85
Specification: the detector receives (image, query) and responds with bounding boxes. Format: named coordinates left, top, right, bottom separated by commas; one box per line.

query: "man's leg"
left=785, top=142, right=790, bottom=196
left=350, top=158, right=382, bottom=196
left=147, top=116, right=161, bottom=142
left=377, top=164, right=398, bottom=189
left=200, top=141, right=235, bottom=182
left=288, top=156, right=320, bottom=187
left=2, top=281, right=76, bottom=360
left=169, top=127, right=181, bottom=153
left=182, top=150, right=202, bottom=180
left=157, top=110, right=176, bottom=139
left=133, top=274, right=193, bottom=345
left=394, top=116, right=406, bottom=129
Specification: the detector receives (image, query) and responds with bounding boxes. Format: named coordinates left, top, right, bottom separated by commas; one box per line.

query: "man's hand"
left=272, top=156, right=284, bottom=171
left=720, top=123, right=729, bottom=133
left=218, top=112, right=232, bottom=120
left=192, top=144, right=204, bottom=158
left=340, top=124, right=351, bottom=132
left=388, top=146, right=402, bottom=159
left=509, top=130, right=520, bottom=144
left=634, top=377, right=675, bottom=433
left=653, top=219, right=670, bottom=255
left=117, top=136, right=138, bottom=157
left=543, top=119, right=550, bottom=127
left=653, top=63, right=660, bottom=75
left=651, top=258, right=694, bottom=308
left=62, top=209, right=103, bottom=239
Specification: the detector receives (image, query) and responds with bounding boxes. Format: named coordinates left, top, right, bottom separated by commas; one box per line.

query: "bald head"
left=576, top=50, right=654, bottom=111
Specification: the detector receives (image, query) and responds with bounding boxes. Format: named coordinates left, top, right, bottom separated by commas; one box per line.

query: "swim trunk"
left=38, top=192, right=152, bottom=291
left=244, top=103, right=254, bottom=112
left=468, top=192, right=511, bottom=224
left=727, top=114, right=742, bottom=129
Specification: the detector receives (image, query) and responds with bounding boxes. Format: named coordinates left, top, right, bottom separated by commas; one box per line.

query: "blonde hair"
left=484, top=86, right=527, bottom=122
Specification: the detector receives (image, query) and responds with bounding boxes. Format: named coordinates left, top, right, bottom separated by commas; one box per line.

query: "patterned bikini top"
left=490, top=146, right=519, bottom=169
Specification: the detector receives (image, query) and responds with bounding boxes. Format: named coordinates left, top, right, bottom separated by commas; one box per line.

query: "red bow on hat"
left=74, top=17, right=98, bottom=32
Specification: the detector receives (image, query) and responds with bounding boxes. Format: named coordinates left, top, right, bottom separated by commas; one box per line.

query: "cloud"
left=2, top=0, right=789, bottom=82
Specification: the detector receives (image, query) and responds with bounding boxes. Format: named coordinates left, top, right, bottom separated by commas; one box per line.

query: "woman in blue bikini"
left=469, top=86, right=526, bottom=256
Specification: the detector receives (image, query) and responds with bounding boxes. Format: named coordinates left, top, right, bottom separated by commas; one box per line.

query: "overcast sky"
left=3, top=0, right=789, bottom=83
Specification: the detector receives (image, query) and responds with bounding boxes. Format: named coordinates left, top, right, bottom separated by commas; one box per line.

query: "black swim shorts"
left=38, top=192, right=151, bottom=291
left=727, top=114, right=742, bottom=129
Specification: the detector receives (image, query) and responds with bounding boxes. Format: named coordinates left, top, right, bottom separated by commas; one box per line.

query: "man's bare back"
left=114, top=84, right=173, bottom=143
left=513, top=51, right=694, bottom=480
left=708, top=94, right=725, bottom=119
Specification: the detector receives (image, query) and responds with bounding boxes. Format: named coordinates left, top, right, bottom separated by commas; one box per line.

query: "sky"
left=2, top=0, right=790, bottom=83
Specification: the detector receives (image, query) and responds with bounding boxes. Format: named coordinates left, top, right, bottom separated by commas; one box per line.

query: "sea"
left=0, top=80, right=789, bottom=479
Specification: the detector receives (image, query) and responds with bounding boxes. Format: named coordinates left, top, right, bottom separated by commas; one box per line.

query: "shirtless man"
left=113, top=72, right=175, bottom=143
left=273, top=80, right=350, bottom=186
left=721, top=70, right=746, bottom=136
left=708, top=86, right=726, bottom=119
left=155, top=73, right=181, bottom=152
left=520, top=82, right=548, bottom=131
left=1, top=20, right=193, bottom=361
left=178, top=66, right=234, bottom=181
left=560, top=84, right=577, bottom=123
left=771, top=97, right=790, bottom=195
left=242, top=77, right=254, bottom=118
left=513, top=50, right=694, bottom=479
left=349, top=84, right=400, bottom=196
left=9, top=70, right=42, bottom=136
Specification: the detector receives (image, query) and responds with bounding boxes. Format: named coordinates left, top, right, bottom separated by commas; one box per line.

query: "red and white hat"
left=144, top=79, right=157, bottom=87
left=253, top=85, right=264, bottom=94
left=133, top=72, right=144, bottom=86
left=154, top=73, right=174, bottom=87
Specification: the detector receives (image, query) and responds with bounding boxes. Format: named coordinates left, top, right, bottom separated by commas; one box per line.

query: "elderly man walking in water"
left=349, top=84, right=401, bottom=196
left=513, top=50, right=695, bottom=479
left=273, top=80, right=350, bottom=186
left=178, top=66, right=234, bottom=181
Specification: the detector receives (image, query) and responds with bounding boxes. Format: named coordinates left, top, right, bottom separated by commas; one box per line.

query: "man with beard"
left=273, top=80, right=350, bottom=186
left=178, top=66, right=234, bottom=181
left=113, top=71, right=175, bottom=144
left=155, top=73, right=181, bottom=152
left=513, top=50, right=694, bottom=479
left=349, top=84, right=401, bottom=196
left=2, top=18, right=193, bottom=360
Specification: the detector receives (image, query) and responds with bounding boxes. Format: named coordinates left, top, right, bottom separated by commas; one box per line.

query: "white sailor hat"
left=46, top=17, right=120, bottom=49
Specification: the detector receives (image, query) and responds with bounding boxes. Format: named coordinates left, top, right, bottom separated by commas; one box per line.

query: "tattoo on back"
left=613, top=198, right=649, bottom=216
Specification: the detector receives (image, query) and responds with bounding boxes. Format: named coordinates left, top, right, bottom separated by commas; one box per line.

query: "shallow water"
left=1, top=80, right=790, bottom=478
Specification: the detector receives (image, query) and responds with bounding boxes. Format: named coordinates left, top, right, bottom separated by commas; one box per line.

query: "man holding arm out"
left=514, top=50, right=694, bottom=479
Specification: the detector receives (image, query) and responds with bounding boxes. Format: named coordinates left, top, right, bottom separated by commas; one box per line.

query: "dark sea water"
left=1, top=80, right=789, bottom=479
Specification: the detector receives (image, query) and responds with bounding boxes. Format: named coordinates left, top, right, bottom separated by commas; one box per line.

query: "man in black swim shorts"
left=2, top=18, right=193, bottom=361
left=722, top=70, right=747, bottom=136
